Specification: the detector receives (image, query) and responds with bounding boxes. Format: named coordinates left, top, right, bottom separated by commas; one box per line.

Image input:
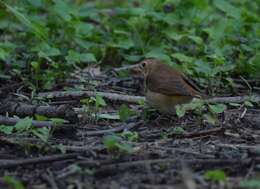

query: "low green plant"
left=0, top=116, right=65, bottom=142
left=0, top=0, right=258, bottom=92
left=102, top=133, right=133, bottom=155
left=204, top=169, right=227, bottom=182
left=240, top=179, right=260, bottom=189
left=161, top=127, right=186, bottom=139
left=118, top=104, right=135, bottom=122
left=2, top=175, right=25, bottom=189
left=121, top=131, right=138, bottom=142
left=175, top=99, right=227, bottom=125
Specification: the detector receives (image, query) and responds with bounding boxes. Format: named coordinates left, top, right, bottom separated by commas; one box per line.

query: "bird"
left=138, top=58, right=202, bottom=113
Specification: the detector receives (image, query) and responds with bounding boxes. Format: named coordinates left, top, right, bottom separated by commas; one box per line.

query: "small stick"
left=0, top=153, right=79, bottom=169
left=95, top=158, right=258, bottom=176
left=171, top=127, right=225, bottom=138
left=0, top=115, right=53, bottom=127
left=83, top=120, right=143, bottom=136
left=38, top=91, right=260, bottom=104
left=205, top=95, right=260, bottom=104
left=113, top=64, right=139, bottom=72
left=0, top=115, right=72, bottom=128
left=38, top=91, right=145, bottom=104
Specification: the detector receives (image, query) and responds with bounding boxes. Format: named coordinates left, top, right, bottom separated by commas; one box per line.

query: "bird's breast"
left=146, top=89, right=193, bottom=113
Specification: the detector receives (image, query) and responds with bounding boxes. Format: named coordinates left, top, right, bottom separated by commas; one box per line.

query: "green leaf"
left=0, top=125, right=14, bottom=134
left=102, top=134, right=122, bottom=151
left=121, top=131, right=138, bottom=142
left=209, top=104, right=227, bottom=114
left=146, top=48, right=172, bottom=64
left=110, top=39, right=135, bottom=50
left=50, top=118, right=66, bottom=126
left=66, top=50, right=96, bottom=64
left=0, top=48, right=9, bottom=61
left=95, top=95, right=106, bottom=108
left=204, top=170, right=227, bottom=182
left=31, top=127, right=50, bottom=142
left=214, top=0, right=240, bottom=19
left=244, top=101, right=254, bottom=107
left=3, top=176, right=25, bottom=189
left=204, top=114, right=217, bottom=125
left=116, top=142, right=133, bottom=153
left=240, top=179, right=260, bottom=189
left=171, top=53, right=193, bottom=63
left=52, top=0, right=73, bottom=21
left=172, top=127, right=185, bottom=135
left=118, top=104, right=132, bottom=121
left=14, top=117, right=33, bottom=132
left=5, top=4, right=47, bottom=40
left=80, top=53, right=97, bottom=63
left=175, top=105, right=186, bottom=118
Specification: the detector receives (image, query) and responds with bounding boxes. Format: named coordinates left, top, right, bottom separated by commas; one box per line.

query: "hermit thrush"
left=139, top=59, right=202, bottom=113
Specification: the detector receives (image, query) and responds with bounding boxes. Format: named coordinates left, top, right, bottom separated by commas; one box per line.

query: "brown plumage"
left=139, top=59, right=201, bottom=113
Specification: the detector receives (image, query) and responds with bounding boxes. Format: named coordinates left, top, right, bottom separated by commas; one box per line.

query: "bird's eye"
left=141, top=62, right=146, bottom=68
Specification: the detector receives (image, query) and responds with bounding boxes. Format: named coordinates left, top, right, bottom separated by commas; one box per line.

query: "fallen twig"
left=0, top=153, right=79, bottom=169
left=38, top=90, right=145, bottom=103
left=205, top=95, right=260, bottom=104
left=38, top=91, right=260, bottom=105
left=0, top=102, right=77, bottom=122
left=172, top=127, right=225, bottom=138
left=95, top=157, right=259, bottom=176
left=0, top=115, right=74, bottom=129
left=82, top=120, right=143, bottom=136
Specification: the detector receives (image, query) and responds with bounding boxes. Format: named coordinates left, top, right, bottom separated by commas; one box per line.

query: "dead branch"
left=38, top=91, right=260, bottom=105
left=82, top=120, right=143, bottom=136
left=0, top=102, right=77, bottom=122
left=0, top=153, right=79, bottom=169
left=95, top=157, right=259, bottom=176
left=0, top=115, right=74, bottom=128
left=205, top=95, right=260, bottom=104
left=38, top=90, right=145, bottom=103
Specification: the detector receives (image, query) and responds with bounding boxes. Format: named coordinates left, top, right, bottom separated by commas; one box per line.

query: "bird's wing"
left=146, top=69, right=197, bottom=96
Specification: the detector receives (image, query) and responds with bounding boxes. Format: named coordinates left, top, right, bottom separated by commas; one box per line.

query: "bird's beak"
left=129, top=63, right=143, bottom=74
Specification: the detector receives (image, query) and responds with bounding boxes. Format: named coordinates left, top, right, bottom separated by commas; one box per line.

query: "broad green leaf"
left=3, top=176, right=25, bottom=189
left=110, top=39, right=134, bottom=50
left=171, top=53, right=193, bottom=63
left=0, top=48, right=9, bottom=61
left=240, top=179, right=260, bottom=189
left=31, top=127, right=50, bottom=142
left=102, top=134, right=122, bottom=151
left=244, top=101, right=254, bottom=107
left=50, top=118, right=66, bottom=126
left=121, top=131, right=138, bottom=142
left=0, top=125, right=14, bottom=134
left=5, top=4, right=47, bottom=40
left=204, top=170, right=226, bottom=182
left=172, top=127, right=185, bottom=135
left=214, top=0, right=240, bottom=19
left=14, top=117, right=32, bottom=132
left=80, top=53, right=97, bottom=63
left=209, top=104, right=227, bottom=114
left=175, top=105, right=186, bottom=118
left=95, top=95, right=107, bottom=108
left=146, top=48, right=171, bottom=64
left=118, top=104, right=132, bottom=122
left=66, top=50, right=96, bottom=64
left=204, top=114, right=217, bottom=125
left=116, top=142, right=133, bottom=153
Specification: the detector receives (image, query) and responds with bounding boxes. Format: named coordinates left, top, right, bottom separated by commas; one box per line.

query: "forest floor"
left=0, top=66, right=260, bottom=189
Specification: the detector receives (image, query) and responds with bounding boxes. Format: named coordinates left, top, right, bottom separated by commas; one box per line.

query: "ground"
left=0, top=66, right=260, bottom=189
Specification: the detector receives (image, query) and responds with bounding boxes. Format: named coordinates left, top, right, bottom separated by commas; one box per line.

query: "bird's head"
left=138, top=59, right=158, bottom=76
